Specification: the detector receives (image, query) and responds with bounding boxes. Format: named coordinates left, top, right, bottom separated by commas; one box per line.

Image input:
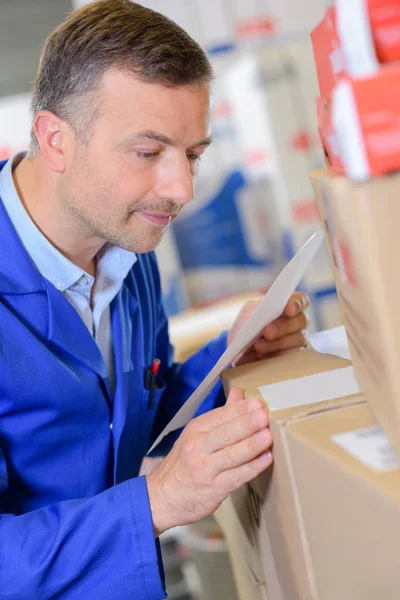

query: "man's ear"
left=33, top=110, right=71, bottom=173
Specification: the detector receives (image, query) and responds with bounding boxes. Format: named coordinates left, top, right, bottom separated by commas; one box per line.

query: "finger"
left=284, top=292, right=309, bottom=318
left=260, top=312, right=308, bottom=343
left=203, top=405, right=269, bottom=454
left=255, top=330, right=307, bottom=356
left=215, top=451, right=274, bottom=494
left=226, top=387, right=245, bottom=404
left=232, top=348, right=260, bottom=367
left=193, top=396, right=264, bottom=434
left=212, top=427, right=273, bottom=474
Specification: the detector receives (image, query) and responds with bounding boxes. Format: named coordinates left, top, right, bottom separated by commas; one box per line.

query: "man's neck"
left=12, top=156, right=102, bottom=277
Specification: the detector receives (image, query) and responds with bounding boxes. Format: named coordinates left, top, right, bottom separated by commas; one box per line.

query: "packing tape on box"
left=259, top=366, right=361, bottom=411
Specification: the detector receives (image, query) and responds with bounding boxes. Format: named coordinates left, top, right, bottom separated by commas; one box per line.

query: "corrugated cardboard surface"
left=310, top=169, right=400, bottom=455
left=214, top=488, right=269, bottom=600
left=222, top=348, right=364, bottom=600
left=287, top=403, right=400, bottom=600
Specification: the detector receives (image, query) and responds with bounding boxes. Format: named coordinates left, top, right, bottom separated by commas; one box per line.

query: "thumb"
left=226, top=386, right=245, bottom=404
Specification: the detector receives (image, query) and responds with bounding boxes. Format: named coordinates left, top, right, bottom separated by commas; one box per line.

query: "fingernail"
left=265, top=324, right=277, bottom=339
left=301, top=329, right=309, bottom=346
left=296, top=298, right=303, bottom=314
left=248, top=399, right=261, bottom=412
left=260, top=451, right=273, bottom=463
left=302, top=295, right=310, bottom=309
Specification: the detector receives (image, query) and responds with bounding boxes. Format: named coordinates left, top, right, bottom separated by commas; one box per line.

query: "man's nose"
left=156, top=155, right=195, bottom=206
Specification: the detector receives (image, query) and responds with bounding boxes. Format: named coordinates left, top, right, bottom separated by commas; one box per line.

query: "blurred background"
left=0, top=2, right=342, bottom=598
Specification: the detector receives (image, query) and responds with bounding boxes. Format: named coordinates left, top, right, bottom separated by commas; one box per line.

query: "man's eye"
left=187, top=154, right=201, bottom=162
left=137, top=152, right=158, bottom=160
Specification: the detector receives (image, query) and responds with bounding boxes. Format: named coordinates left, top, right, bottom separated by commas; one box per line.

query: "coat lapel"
left=0, top=189, right=112, bottom=404
left=111, top=283, right=141, bottom=482
left=45, top=280, right=109, bottom=383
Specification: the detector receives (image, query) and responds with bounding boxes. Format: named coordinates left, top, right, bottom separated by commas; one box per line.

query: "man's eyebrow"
left=125, top=129, right=213, bottom=148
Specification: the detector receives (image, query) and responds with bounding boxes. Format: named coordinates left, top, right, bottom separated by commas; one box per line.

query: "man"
left=0, top=1, right=309, bottom=598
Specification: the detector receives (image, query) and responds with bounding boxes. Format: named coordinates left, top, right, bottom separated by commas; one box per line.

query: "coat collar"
left=0, top=161, right=46, bottom=295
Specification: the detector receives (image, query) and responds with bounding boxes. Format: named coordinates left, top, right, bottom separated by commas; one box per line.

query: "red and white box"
left=318, top=64, right=400, bottom=180
left=311, top=0, right=400, bottom=98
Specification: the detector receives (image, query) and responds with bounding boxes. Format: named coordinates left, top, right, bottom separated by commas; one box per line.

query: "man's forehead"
left=98, top=68, right=212, bottom=109
left=96, top=69, right=212, bottom=141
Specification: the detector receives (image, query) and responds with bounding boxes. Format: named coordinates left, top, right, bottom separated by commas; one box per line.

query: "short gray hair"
left=29, top=0, right=213, bottom=156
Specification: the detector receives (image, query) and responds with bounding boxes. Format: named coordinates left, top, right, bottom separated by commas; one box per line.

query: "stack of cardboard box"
left=216, top=2, right=400, bottom=597
left=218, top=344, right=400, bottom=599
left=310, top=0, right=400, bottom=458
left=311, top=0, right=400, bottom=180
left=310, top=169, right=400, bottom=455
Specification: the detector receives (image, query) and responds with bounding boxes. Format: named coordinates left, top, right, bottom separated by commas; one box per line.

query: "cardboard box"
left=222, top=347, right=363, bottom=600
left=214, top=487, right=269, bottom=600
left=312, top=1, right=400, bottom=179
left=287, top=402, right=400, bottom=600
left=311, top=0, right=400, bottom=98
left=318, top=64, right=400, bottom=180
left=309, top=169, right=344, bottom=289
left=310, top=168, right=400, bottom=455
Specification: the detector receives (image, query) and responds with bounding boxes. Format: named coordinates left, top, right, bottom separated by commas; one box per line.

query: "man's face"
left=62, top=69, right=213, bottom=253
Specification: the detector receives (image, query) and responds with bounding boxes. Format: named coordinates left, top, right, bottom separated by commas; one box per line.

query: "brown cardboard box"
left=310, top=169, right=400, bottom=455
left=287, top=402, right=400, bottom=600
left=214, top=487, right=269, bottom=600
left=222, top=347, right=363, bottom=600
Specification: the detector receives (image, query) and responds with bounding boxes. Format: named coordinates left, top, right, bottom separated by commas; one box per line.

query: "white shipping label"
left=259, top=366, right=360, bottom=412
left=332, top=426, right=400, bottom=473
left=308, top=326, right=351, bottom=361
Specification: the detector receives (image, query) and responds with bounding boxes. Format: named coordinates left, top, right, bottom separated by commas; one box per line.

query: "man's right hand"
left=146, top=387, right=273, bottom=537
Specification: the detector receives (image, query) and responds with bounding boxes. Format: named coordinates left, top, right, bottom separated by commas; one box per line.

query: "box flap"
left=222, top=347, right=362, bottom=423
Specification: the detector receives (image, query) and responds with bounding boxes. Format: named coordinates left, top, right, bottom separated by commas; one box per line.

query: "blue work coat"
left=0, top=160, right=227, bottom=599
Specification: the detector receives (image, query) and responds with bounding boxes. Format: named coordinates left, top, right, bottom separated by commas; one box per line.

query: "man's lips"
left=137, top=212, right=174, bottom=227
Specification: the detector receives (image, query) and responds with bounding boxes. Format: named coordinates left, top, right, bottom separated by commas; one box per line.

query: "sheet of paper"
left=308, top=326, right=351, bottom=361
left=259, top=366, right=360, bottom=412
left=332, top=426, right=399, bottom=472
left=148, top=230, right=324, bottom=454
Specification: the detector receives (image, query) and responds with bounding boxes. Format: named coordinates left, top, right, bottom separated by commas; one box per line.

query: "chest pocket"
left=138, top=365, right=166, bottom=455
left=143, top=367, right=166, bottom=411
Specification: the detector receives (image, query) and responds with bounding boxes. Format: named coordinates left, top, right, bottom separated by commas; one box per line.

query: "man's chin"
left=119, top=231, right=166, bottom=254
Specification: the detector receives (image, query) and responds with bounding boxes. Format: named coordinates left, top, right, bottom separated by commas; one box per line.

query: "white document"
left=308, top=326, right=351, bottom=361
left=148, top=230, right=324, bottom=454
left=259, top=366, right=360, bottom=412
left=332, top=426, right=400, bottom=472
